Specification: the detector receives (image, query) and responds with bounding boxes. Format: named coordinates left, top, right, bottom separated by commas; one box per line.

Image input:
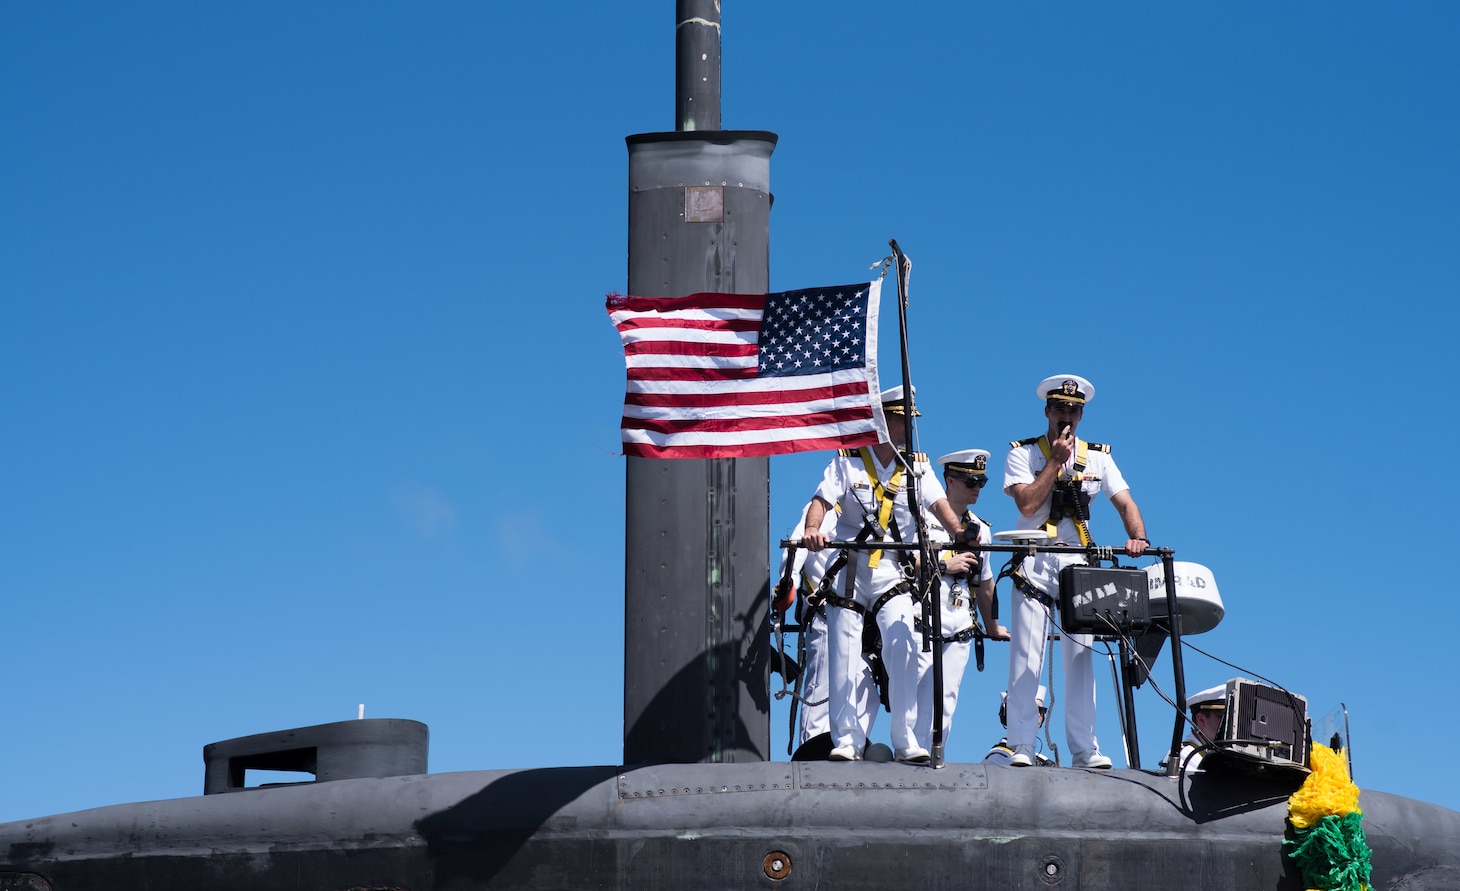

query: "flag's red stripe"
left=626, top=381, right=869, bottom=408
left=623, top=430, right=881, bottom=459
left=614, top=316, right=761, bottom=333
left=623, top=340, right=758, bottom=358
left=626, top=366, right=758, bottom=382
left=606, top=292, right=766, bottom=313
left=621, top=408, right=873, bottom=434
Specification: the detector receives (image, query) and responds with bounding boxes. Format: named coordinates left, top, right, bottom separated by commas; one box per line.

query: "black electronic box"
left=1057, top=565, right=1151, bottom=636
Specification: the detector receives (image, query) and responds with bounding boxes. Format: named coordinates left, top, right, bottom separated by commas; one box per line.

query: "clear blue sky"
left=3, top=2, right=1457, bottom=824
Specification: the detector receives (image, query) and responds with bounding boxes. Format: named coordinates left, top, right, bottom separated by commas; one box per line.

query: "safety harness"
left=913, top=616, right=981, bottom=644
left=813, top=447, right=924, bottom=712
left=1009, top=567, right=1056, bottom=609
left=921, top=507, right=989, bottom=647
left=1011, top=435, right=1113, bottom=548
left=1006, top=435, right=1111, bottom=607
left=814, top=447, right=920, bottom=608
left=855, top=447, right=906, bottom=569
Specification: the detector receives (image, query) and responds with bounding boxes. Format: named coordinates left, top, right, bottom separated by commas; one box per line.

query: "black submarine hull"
left=5, top=761, right=1458, bottom=890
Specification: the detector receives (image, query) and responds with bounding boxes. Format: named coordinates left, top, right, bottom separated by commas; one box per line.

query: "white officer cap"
left=1188, top=684, right=1227, bottom=714
left=1036, top=374, right=1095, bottom=406
left=938, top=449, right=991, bottom=478
left=880, top=384, right=919, bottom=416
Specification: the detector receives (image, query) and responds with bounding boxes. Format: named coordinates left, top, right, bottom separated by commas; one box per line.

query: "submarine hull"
left=5, top=761, right=1459, bottom=890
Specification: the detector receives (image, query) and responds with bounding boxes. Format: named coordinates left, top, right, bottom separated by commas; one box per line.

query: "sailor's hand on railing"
left=1124, top=537, right=1150, bottom=558
left=985, top=622, right=1011, bottom=641
left=800, top=528, right=828, bottom=550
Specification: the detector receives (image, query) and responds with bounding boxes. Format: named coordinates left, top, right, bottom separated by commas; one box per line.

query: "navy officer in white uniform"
left=1159, top=683, right=1228, bottom=772
left=776, top=502, right=878, bottom=757
left=913, top=449, right=1009, bottom=752
left=1002, top=374, right=1148, bottom=769
left=800, top=386, right=967, bottom=764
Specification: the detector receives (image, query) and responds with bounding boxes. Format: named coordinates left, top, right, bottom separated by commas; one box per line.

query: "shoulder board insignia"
left=1086, top=442, right=1111, bottom=453
left=1012, top=436, right=1041, bottom=448
left=837, top=448, right=859, bottom=457
left=911, top=452, right=928, bottom=462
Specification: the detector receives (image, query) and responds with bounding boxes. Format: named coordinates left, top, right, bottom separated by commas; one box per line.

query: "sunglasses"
left=955, top=475, right=988, bottom=488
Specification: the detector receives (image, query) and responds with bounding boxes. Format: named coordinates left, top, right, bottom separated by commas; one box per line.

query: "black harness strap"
left=861, top=580, right=913, bottom=714
left=914, top=617, right=981, bottom=644
left=825, top=580, right=912, bottom=625
left=1011, top=568, right=1056, bottom=609
left=867, top=581, right=912, bottom=624
left=822, top=592, right=867, bottom=616
left=806, top=515, right=878, bottom=609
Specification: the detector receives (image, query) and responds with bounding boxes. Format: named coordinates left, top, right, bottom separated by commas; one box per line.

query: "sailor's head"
left=1188, top=684, right=1228, bottom=743
left=880, top=385, right=918, bottom=417
left=1038, top=374, right=1092, bottom=435
left=938, top=448, right=990, bottom=504
left=880, top=385, right=917, bottom=446
left=999, top=686, right=1048, bottom=728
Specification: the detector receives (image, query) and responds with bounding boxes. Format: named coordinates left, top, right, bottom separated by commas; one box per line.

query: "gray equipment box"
left=1220, top=678, right=1309, bottom=766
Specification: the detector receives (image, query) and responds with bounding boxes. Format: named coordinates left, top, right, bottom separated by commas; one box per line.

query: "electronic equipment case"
left=1057, top=565, right=1151, bottom=636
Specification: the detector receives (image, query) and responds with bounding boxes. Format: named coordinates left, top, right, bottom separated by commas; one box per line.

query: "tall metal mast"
left=622, top=2, right=777, bottom=764
left=676, top=0, right=721, bottom=131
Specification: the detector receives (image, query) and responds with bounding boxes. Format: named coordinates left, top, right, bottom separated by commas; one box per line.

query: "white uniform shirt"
left=1002, top=438, right=1128, bottom=542
left=813, top=448, right=948, bottom=601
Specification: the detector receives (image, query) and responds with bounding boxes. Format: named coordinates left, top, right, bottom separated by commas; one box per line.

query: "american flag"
left=606, top=281, right=888, bottom=459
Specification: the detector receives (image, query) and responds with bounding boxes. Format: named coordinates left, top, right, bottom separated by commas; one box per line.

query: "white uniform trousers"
left=914, top=637, right=971, bottom=751
left=827, top=591, right=919, bottom=752
left=1005, top=582, right=1099, bottom=757
left=796, top=609, right=832, bottom=746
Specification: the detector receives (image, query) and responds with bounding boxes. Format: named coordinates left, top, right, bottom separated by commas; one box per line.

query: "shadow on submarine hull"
left=5, top=760, right=1460, bottom=890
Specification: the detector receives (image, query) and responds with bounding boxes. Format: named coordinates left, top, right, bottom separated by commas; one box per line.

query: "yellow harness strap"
left=1035, top=436, right=1094, bottom=547
left=856, top=447, right=905, bottom=568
